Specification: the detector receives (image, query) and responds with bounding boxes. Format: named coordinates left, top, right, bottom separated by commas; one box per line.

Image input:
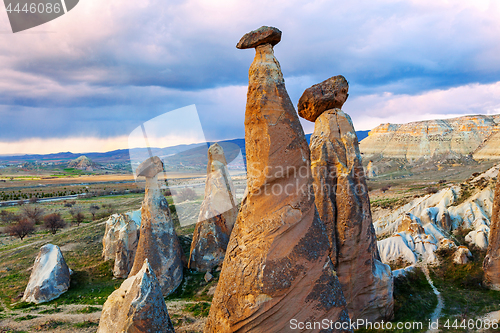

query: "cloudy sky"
left=1, top=0, right=500, bottom=154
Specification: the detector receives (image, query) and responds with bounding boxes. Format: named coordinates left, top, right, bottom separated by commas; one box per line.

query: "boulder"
left=102, top=210, right=141, bottom=278
left=307, top=107, right=394, bottom=321
left=297, top=75, right=349, bottom=122
left=97, top=259, right=175, bottom=333
left=189, top=143, right=237, bottom=272
left=205, top=27, right=351, bottom=332
left=22, top=244, right=71, bottom=304
left=453, top=246, right=472, bottom=265
left=484, top=175, right=500, bottom=290
left=236, top=26, right=281, bottom=49
left=128, top=156, right=183, bottom=296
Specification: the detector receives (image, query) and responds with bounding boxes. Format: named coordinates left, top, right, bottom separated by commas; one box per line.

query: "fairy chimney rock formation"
left=300, top=75, right=394, bottom=321
left=188, top=143, right=237, bottom=272
left=484, top=175, right=500, bottom=290
left=22, top=244, right=71, bottom=304
left=128, top=156, right=183, bottom=296
left=205, top=27, right=351, bottom=333
left=97, top=259, right=175, bottom=333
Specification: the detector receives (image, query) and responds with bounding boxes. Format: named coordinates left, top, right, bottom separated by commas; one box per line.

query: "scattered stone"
left=297, top=75, right=349, bottom=122
left=204, top=271, right=213, bottom=283
left=205, top=27, right=351, bottom=332
left=207, top=285, right=217, bottom=296
left=307, top=105, right=394, bottom=321
left=453, top=246, right=472, bottom=265
left=484, top=175, right=500, bottom=290
left=236, top=26, right=281, bottom=49
left=128, top=156, right=183, bottom=296
left=188, top=143, right=237, bottom=272
left=22, top=244, right=71, bottom=304
left=102, top=210, right=141, bottom=278
left=97, top=259, right=175, bottom=333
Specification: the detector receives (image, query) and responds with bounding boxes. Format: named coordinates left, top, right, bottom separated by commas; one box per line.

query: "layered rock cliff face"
left=483, top=175, right=500, bottom=290
left=375, top=166, right=499, bottom=267
left=301, top=76, right=393, bottom=321
left=128, top=156, right=183, bottom=296
left=474, top=130, right=500, bottom=160
left=360, top=115, right=500, bottom=160
left=205, top=26, right=351, bottom=332
left=188, top=143, right=237, bottom=272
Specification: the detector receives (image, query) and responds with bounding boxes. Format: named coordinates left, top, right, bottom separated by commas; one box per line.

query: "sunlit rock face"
left=188, top=143, right=237, bottom=272
left=205, top=26, right=351, bottom=333
left=484, top=175, right=500, bottom=290
left=22, top=244, right=71, bottom=304
left=300, top=75, right=393, bottom=321
left=97, top=259, right=175, bottom=333
left=359, top=115, right=500, bottom=160
left=102, top=210, right=141, bottom=278
left=128, top=156, right=183, bottom=296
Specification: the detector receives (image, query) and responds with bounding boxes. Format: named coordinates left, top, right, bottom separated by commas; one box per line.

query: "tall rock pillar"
left=205, top=26, right=351, bottom=333
left=299, top=75, right=394, bottom=321
left=188, top=143, right=238, bottom=272
left=129, top=156, right=183, bottom=296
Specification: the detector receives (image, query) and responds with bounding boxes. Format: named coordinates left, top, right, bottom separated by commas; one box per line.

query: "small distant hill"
left=67, top=156, right=98, bottom=171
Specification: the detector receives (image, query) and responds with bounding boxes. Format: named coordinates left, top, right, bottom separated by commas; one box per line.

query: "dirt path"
left=422, top=265, right=444, bottom=333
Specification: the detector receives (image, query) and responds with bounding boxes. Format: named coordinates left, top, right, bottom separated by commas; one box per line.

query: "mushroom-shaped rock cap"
left=298, top=75, right=349, bottom=122
left=236, top=26, right=282, bottom=49
left=136, top=156, right=163, bottom=178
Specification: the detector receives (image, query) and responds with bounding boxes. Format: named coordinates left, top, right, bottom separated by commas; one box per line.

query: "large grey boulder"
left=22, top=244, right=71, bottom=304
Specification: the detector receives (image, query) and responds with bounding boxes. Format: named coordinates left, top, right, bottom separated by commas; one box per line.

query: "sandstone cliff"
left=360, top=115, right=500, bottom=160
left=483, top=173, right=500, bottom=290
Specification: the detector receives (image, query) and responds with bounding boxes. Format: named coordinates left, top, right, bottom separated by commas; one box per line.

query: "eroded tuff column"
left=205, top=26, right=351, bottom=333
left=129, top=156, right=183, bottom=296
left=484, top=176, right=500, bottom=290
left=299, top=75, right=393, bottom=321
left=188, top=143, right=237, bottom=272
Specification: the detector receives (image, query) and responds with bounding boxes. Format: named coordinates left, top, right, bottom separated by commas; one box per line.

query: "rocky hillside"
left=360, top=114, right=500, bottom=160
left=67, top=155, right=98, bottom=171
left=374, top=164, right=500, bottom=268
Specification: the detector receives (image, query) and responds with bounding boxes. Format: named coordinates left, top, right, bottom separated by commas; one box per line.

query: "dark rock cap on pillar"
left=236, top=26, right=282, bottom=49
left=298, top=75, right=349, bottom=122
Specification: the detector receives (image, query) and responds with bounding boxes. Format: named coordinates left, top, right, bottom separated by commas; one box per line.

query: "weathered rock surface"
left=205, top=27, right=351, bottom=332
left=359, top=115, right=500, bottom=160
left=129, top=156, right=183, bottom=296
left=374, top=168, right=499, bottom=267
left=454, top=246, right=472, bottom=264
left=22, top=244, right=71, bottom=304
left=102, top=210, right=141, bottom=278
left=188, top=143, right=237, bottom=272
left=474, top=130, right=500, bottom=160
left=484, top=175, right=500, bottom=290
left=298, top=75, right=349, bottom=122
left=236, top=26, right=281, bottom=49
left=97, top=259, right=175, bottom=333
left=307, top=107, right=393, bottom=321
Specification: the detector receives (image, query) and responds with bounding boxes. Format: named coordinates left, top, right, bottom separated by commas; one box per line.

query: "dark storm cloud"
left=0, top=0, right=499, bottom=144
